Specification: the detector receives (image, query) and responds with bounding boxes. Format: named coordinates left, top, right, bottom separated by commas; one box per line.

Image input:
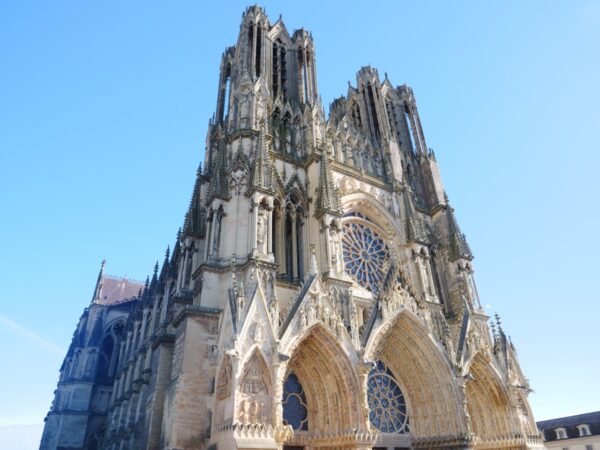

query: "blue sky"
left=1, top=0, right=599, bottom=434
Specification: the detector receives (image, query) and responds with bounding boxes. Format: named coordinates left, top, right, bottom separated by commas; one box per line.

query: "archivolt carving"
left=283, top=324, right=368, bottom=446
left=465, top=354, right=517, bottom=447
left=365, top=310, right=466, bottom=440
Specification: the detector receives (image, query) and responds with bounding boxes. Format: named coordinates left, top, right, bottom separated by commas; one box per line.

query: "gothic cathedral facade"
left=41, top=6, right=544, bottom=450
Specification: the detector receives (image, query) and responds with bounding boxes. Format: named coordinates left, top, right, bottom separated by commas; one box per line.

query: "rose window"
left=342, top=219, right=390, bottom=293
left=367, top=360, right=409, bottom=434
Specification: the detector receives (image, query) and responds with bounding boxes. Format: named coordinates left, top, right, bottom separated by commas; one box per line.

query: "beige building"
left=538, top=412, right=600, bottom=450
left=41, top=6, right=544, bottom=450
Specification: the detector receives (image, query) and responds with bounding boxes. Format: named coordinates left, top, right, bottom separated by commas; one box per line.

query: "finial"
left=165, top=246, right=170, bottom=262
left=495, top=313, right=504, bottom=333
left=153, top=261, right=159, bottom=278
left=92, top=259, right=107, bottom=303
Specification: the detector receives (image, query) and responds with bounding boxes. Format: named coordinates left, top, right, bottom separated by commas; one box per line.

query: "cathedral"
left=41, top=6, right=544, bottom=450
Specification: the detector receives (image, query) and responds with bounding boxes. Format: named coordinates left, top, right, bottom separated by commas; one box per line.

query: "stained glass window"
left=282, top=372, right=308, bottom=430
left=342, top=219, right=390, bottom=293
left=367, top=361, right=409, bottom=434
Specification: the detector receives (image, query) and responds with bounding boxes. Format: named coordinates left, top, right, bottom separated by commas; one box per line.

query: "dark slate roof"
left=94, top=274, right=144, bottom=305
left=537, top=411, right=600, bottom=441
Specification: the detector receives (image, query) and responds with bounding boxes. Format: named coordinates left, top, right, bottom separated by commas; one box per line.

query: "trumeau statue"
left=41, top=6, right=543, bottom=450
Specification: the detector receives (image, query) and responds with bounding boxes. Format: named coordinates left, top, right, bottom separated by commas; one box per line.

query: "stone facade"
left=41, top=6, right=544, bottom=450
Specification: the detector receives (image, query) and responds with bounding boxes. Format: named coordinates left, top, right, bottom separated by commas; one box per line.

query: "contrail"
left=0, top=314, right=64, bottom=356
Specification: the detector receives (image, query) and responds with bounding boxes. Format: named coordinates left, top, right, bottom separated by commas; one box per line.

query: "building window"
left=282, top=372, right=308, bottom=431
left=555, top=427, right=568, bottom=439
left=578, top=424, right=592, bottom=437
left=342, top=218, right=390, bottom=294
left=367, top=360, right=409, bottom=434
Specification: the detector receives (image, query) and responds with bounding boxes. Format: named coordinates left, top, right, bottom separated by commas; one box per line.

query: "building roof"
left=94, top=274, right=144, bottom=305
left=537, top=411, right=600, bottom=441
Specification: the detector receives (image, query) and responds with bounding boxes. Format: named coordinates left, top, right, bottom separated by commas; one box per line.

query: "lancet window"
left=342, top=215, right=390, bottom=294
left=255, top=26, right=262, bottom=78
left=298, top=48, right=309, bottom=104
left=218, top=64, right=232, bottom=124
left=272, top=199, right=283, bottom=269
left=350, top=100, right=362, bottom=130
left=403, top=103, right=418, bottom=154
left=95, top=321, right=124, bottom=383
left=247, top=22, right=262, bottom=78
left=282, top=192, right=306, bottom=282
left=366, top=83, right=381, bottom=140
left=272, top=40, right=287, bottom=100
left=367, top=361, right=409, bottom=434
left=282, top=372, right=308, bottom=431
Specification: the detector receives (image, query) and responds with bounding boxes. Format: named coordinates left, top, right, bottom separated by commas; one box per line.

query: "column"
left=291, top=211, right=298, bottom=280
left=180, top=248, right=189, bottom=290
left=267, top=204, right=273, bottom=256
left=251, top=199, right=259, bottom=256
left=322, top=221, right=331, bottom=274
left=205, top=214, right=214, bottom=260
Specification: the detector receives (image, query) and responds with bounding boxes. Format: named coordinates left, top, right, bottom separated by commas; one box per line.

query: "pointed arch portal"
left=282, top=325, right=369, bottom=449
left=366, top=311, right=467, bottom=447
left=465, top=354, right=516, bottom=448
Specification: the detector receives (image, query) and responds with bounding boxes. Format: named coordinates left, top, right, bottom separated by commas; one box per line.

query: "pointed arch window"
left=282, top=372, right=308, bottom=431
left=367, top=361, right=409, bottom=434
left=283, top=192, right=306, bottom=282
left=255, top=26, right=262, bottom=78
left=219, top=64, right=232, bottom=124
left=403, top=103, right=417, bottom=153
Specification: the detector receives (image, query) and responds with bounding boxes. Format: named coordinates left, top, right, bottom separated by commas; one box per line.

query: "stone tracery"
left=342, top=215, right=390, bottom=294
left=367, top=360, right=410, bottom=434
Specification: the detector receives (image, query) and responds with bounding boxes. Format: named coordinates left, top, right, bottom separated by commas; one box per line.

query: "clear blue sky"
left=1, top=0, right=599, bottom=433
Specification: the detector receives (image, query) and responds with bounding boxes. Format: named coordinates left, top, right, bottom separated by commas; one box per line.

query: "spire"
left=91, top=259, right=106, bottom=303
left=171, top=228, right=181, bottom=276
left=150, top=261, right=159, bottom=290
left=315, top=151, right=342, bottom=218
left=495, top=313, right=504, bottom=336
left=160, top=246, right=171, bottom=280
left=493, top=312, right=509, bottom=366
left=445, top=193, right=473, bottom=261
left=402, top=184, right=428, bottom=244
left=250, top=125, right=277, bottom=193
left=490, top=319, right=497, bottom=343
left=183, top=164, right=205, bottom=238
